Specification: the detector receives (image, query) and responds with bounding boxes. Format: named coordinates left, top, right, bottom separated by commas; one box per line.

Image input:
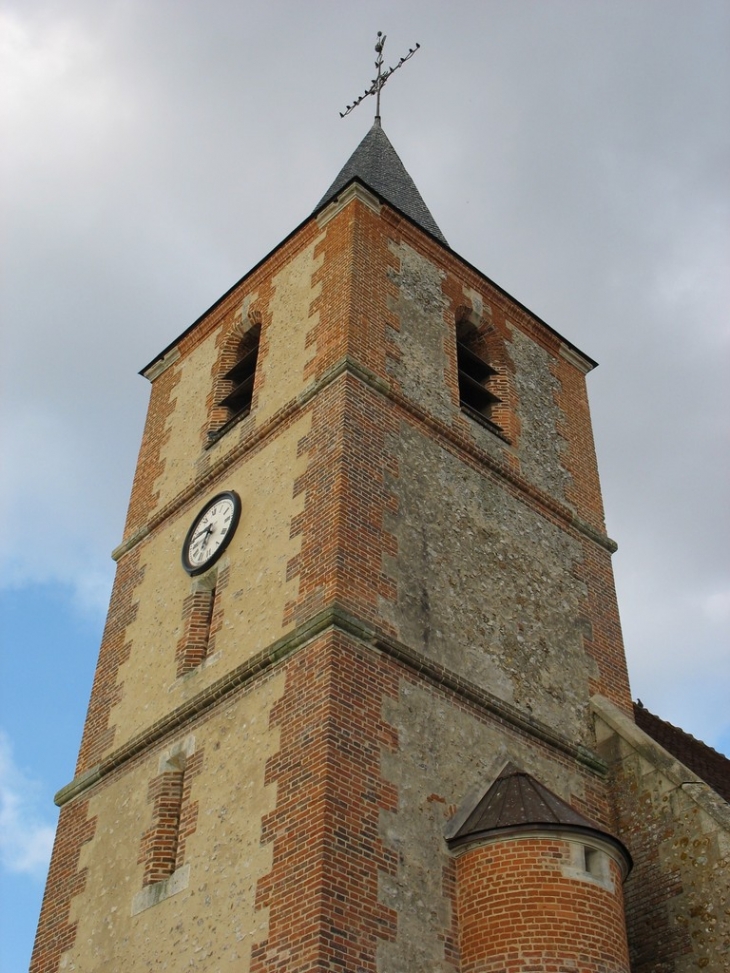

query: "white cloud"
left=0, top=410, right=116, bottom=616
left=0, top=8, right=124, bottom=162
left=698, top=588, right=730, bottom=625
left=0, top=731, right=55, bottom=878
left=619, top=569, right=730, bottom=750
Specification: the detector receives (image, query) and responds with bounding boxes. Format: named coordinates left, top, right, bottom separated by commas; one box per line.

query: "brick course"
left=76, top=548, right=143, bottom=773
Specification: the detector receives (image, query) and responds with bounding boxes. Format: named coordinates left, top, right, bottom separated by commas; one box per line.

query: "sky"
left=1, top=0, right=728, bottom=968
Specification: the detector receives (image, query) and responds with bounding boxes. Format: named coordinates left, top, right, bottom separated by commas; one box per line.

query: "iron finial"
left=339, top=31, right=420, bottom=121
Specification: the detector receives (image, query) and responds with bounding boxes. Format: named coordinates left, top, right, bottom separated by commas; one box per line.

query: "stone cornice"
left=316, top=183, right=382, bottom=228
left=559, top=343, right=595, bottom=375
left=141, top=347, right=180, bottom=382
left=55, top=607, right=606, bottom=807
left=591, top=694, right=730, bottom=830
left=112, top=356, right=616, bottom=564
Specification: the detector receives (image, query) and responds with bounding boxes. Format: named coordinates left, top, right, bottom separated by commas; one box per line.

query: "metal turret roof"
left=448, top=763, right=631, bottom=871
left=314, top=120, right=448, bottom=246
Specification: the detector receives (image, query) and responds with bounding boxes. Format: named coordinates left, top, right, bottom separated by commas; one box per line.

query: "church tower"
left=30, top=115, right=641, bottom=971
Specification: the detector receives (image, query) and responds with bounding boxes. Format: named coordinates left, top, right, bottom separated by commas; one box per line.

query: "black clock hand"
left=192, top=524, right=214, bottom=544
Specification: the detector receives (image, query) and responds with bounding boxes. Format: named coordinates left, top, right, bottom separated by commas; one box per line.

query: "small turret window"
left=564, top=840, right=613, bottom=889
left=583, top=845, right=603, bottom=877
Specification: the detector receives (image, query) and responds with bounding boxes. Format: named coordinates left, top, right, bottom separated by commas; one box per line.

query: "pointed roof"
left=448, top=764, right=631, bottom=871
left=314, top=120, right=448, bottom=246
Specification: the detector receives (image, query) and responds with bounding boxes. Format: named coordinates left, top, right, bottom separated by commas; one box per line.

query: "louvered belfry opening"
left=457, top=339, right=500, bottom=418
left=456, top=311, right=501, bottom=427
left=219, top=324, right=261, bottom=419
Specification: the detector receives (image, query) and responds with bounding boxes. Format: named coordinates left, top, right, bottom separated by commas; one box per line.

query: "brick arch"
left=207, top=305, right=263, bottom=435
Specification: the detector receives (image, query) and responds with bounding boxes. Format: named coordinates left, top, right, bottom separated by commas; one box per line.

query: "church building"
left=31, top=109, right=729, bottom=971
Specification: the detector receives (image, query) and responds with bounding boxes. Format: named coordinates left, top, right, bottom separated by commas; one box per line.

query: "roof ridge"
left=634, top=701, right=729, bottom=760
left=633, top=701, right=730, bottom=802
left=634, top=699, right=730, bottom=760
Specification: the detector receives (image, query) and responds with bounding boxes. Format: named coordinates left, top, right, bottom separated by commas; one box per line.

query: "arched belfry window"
left=455, top=307, right=501, bottom=431
left=219, top=315, right=261, bottom=418
left=209, top=308, right=262, bottom=440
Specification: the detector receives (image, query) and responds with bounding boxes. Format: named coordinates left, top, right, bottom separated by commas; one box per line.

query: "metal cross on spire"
left=340, top=31, right=420, bottom=121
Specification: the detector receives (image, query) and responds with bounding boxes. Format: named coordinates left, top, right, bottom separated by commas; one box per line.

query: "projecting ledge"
left=131, top=865, right=190, bottom=916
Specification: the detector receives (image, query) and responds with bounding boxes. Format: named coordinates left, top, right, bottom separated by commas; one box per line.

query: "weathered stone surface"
left=60, top=676, right=284, bottom=972
left=102, top=413, right=309, bottom=759
left=255, top=239, right=322, bottom=424
left=383, top=422, right=592, bottom=744
left=508, top=325, right=572, bottom=502
left=594, top=695, right=730, bottom=973
left=387, top=241, right=453, bottom=425
left=379, top=678, right=608, bottom=971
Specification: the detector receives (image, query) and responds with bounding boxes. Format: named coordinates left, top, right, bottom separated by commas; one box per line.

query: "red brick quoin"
left=29, top=800, right=96, bottom=973
left=252, top=631, right=399, bottom=972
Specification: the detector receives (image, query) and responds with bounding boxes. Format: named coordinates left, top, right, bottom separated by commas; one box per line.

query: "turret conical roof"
left=447, top=763, right=632, bottom=875
left=315, top=120, right=448, bottom=246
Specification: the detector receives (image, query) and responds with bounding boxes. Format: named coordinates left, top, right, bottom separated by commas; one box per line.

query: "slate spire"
left=315, top=120, right=448, bottom=246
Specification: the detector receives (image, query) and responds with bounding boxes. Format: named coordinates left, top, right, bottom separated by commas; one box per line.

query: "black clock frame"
left=181, top=490, right=242, bottom=576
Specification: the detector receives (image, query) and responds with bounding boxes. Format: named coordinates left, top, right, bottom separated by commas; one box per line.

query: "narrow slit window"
left=176, top=585, right=216, bottom=677
left=583, top=846, right=602, bottom=877
left=140, top=762, right=185, bottom=887
left=133, top=741, right=200, bottom=914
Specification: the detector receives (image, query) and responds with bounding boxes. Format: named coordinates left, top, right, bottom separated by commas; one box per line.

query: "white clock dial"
left=182, top=492, right=241, bottom=575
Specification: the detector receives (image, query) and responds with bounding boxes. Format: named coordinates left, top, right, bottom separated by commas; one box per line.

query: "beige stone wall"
left=254, top=239, right=322, bottom=425
left=152, top=331, right=220, bottom=512
left=148, top=233, right=322, bottom=515
left=60, top=676, right=283, bottom=972
left=106, top=413, right=309, bottom=756
left=593, top=695, right=730, bottom=972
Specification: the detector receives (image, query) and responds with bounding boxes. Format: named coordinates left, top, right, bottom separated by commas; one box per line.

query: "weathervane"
left=340, top=31, right=420, bottom=121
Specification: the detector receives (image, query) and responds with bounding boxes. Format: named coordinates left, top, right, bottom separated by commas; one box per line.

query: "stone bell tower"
left=31, top=117, right=640, bottom=972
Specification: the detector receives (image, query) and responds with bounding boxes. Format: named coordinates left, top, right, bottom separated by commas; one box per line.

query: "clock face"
left=181, top=491, right=241, bottom=575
